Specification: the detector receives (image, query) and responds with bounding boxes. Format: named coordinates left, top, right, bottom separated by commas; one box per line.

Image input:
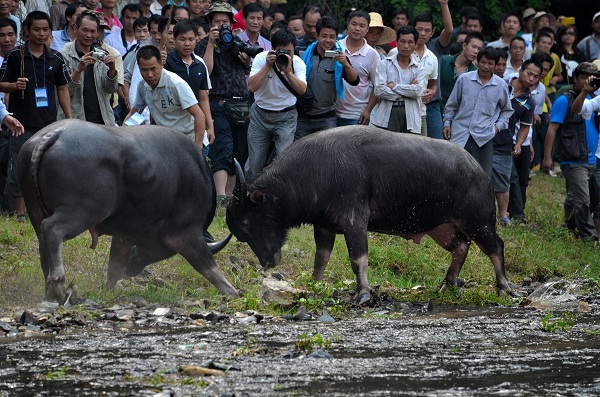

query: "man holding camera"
left=295, top=16, right=359, bottom=140
left=245, top=29, right=306, bottom=183
left=59, top=11, right=120, bottom=125
left=195, top=1, right=250, bottom=206
left=543, top=62, right=600, bottom=240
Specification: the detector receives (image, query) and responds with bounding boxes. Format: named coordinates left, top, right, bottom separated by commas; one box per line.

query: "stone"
left=153, top=308, right=171, bottom=317
left=318, top=310, right=335, bottom=323
left=178, top=365, right=225, bottom=377
left=260, top=277, right=300, bottom=306
left=524, top=279, right=586, bottom=311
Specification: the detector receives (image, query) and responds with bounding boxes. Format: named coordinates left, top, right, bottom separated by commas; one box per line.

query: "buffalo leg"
left=427, top=224, right=471, bottom=289
left=343, top=227, right=372, bottom=305
left=473, top=234, right=511, bottom=292
left=162, top=230, right=238, bottom=297
left=106, top=238, right=176, bottom=290
left=39, top=211, right=94, bottom=303
left=313, top=226, right=336, bottom=281
left=105, top=237, right=133, bottom=290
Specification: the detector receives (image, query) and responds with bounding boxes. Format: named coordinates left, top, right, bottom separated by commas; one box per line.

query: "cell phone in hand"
left=591, top=77, right=600, bottom=88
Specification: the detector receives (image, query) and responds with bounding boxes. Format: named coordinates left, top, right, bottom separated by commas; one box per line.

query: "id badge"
left=35, top=87, right=49, bottom=108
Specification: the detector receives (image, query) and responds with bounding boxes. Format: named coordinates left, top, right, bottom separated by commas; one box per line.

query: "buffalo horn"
left=229, top=159, right=247, bottom=216
left=207, top=233, right=232, bottom=254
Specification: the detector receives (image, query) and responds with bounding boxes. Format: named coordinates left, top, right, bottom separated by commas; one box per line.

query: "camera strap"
left=272, top=64, right=300, bottom=97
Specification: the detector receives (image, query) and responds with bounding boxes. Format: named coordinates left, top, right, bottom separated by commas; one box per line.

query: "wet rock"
left=205, top=312, right=228, bottom=323
left=0, top=321, right=12, bottom=333
left=36, top=301, right=59, bottom=313
left=523, top=279, right=588, bottom=311
left=293, top=305, right=312, bottom=321
left=178, top=364, right=226, bottom=377
left=152, top=307, right=171, bottom=317
left=318, top=310, right=335, bottom=323
left=18, top=311, right=37, bottom=326
left=260, top=277, right=300, bottom=306
left=201, top=360, right=241, bottom=372
left=309, top=349, right=333, bottom=359
left=115, top=309, right=135, bottom=321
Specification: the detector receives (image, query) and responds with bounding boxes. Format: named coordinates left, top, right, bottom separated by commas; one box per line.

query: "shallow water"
left=1, top=306, right=599, bottom=396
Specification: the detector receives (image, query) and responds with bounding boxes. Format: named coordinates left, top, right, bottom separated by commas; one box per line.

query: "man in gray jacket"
left=59, top=11, right=120, bottom=125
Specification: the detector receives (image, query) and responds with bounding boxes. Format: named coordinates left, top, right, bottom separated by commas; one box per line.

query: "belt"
left=210, top=95, right=249, bottom=102
left=392, top=100, right=405, bottom=108
left=257, top=105, right=295, bottom=113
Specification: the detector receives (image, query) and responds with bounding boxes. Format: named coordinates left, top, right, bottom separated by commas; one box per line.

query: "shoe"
left=499, top=217, right=511, bottom=226
left=216, top=195, right=230, bottom=208
left=511, top=216, right=528, bottom=225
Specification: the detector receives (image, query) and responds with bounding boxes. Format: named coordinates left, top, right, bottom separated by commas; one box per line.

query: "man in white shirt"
left=245, top=29, right=306, bottom=183
left=373, top=25, right=425, bottom=134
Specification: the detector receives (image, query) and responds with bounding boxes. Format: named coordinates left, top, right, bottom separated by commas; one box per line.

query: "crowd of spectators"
left=0, top=0, right=600, bottom=244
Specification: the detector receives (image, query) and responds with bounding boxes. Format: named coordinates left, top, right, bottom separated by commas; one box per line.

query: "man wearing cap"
left=195, top=1, right=251, bottom=207
left=522, top=8, right=536, bottom=34
left=577, top=12, right=600, bottom=62
left=336, top=10, right=380, bottom=126
left=365, top=11, right=395, bottom=58
left=543, top=62, right=600, bottom=240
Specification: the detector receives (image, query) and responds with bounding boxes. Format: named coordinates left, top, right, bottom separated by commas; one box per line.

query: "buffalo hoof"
left=44, top=284, right=69, bottom=305
left=354, top=291, right=373, bottom=306
left=439, top=278, right=465, bottom=292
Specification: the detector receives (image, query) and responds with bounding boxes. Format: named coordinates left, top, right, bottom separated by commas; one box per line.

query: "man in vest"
left=543, top=62, right=600, bottom=240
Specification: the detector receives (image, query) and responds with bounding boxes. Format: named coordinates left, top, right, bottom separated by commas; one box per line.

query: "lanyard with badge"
left=30, top=48, right=48, bottom=108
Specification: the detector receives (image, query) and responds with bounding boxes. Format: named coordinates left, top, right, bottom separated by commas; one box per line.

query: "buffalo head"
left=226, top=161, right=287, bottom=269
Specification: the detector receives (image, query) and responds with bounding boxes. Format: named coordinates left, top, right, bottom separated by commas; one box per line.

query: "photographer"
left=295, top=15, right=359, bottom=140
left=245, top=29, right=306, bottom=183
left=59, top=11, right=120, bottom=125
left=195, top=1, right=250, bottom=207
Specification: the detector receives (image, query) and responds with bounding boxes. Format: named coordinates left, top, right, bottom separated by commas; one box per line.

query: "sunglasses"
left=563, top=31, right=576, bottom=36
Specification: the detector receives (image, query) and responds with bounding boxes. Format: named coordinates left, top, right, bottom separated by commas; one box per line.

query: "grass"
left=0, top=172, right=599, bottom=314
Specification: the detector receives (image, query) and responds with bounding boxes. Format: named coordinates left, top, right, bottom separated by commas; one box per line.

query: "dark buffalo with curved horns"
left=18, top=119, right=238, bottom=304
left=227, top=126, right=510, bottom=303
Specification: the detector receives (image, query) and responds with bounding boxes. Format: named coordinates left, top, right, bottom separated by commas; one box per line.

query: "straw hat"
left=532, top=11, right=556, bottom=29
left=368, top=12, right=396, bottom=45
left=522, top=8, right=536, bottom=20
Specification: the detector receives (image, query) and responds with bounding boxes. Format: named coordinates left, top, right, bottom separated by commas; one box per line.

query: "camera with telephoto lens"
left=275, top=49, right=289, bottom=66
left=219, top=23, right=264, bottom=58
left=219, top=23, right=234, bottom=44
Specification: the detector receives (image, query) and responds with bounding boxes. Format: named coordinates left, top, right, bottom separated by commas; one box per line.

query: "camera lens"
left=275, top=49, right=288, bottom=65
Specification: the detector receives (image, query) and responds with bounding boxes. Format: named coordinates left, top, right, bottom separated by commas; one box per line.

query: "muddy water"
left=1, top=307, right=599, bottom=396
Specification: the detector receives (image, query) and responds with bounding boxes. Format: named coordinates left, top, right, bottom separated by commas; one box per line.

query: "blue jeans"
left=425, top=100, right=443, bottom=139
left=295, top=116, right=337, bottom=141
left=337, top=117, right=359, bottom=127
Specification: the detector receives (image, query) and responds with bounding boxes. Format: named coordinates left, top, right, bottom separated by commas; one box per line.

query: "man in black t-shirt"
left=0, top=11, right=72, bottom=221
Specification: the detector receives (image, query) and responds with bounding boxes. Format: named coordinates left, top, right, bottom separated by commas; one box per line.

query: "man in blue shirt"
left=543, top=62, right=600, bottom=239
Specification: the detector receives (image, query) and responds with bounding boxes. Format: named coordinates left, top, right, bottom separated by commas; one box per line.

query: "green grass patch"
left=1, top=174, right=599, bottom=314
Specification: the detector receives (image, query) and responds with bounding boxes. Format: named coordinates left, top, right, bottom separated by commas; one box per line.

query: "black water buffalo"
left=227, top=126, right=510, bottom=304
left=18, top=119, right=238, bottom=304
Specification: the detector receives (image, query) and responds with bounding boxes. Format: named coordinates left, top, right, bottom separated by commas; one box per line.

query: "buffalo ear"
left=249, top=189, right=265, bottom=203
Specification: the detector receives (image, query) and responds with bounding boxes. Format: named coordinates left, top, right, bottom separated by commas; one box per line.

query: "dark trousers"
left=387, top=102, right=408, bottom=133
left=508, top=145, right=531, bottom=220
left=0, top=129, right=13, bottom=213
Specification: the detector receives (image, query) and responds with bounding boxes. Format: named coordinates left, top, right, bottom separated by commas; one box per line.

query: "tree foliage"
left=282, top=0, right=578, bottom=41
